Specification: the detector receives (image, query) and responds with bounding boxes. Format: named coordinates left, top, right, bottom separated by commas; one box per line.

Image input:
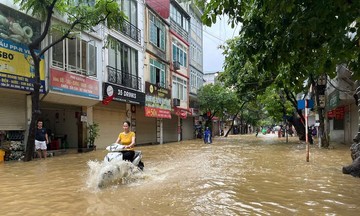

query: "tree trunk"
left=24, top=54, right=41, bottom=161
left=224, top=111, right=240, bottom=137
left=345, top=82, right=360, bottom=170
left=284, top=90, right=307, bottom=141
left=312, top=77, right=329, bottom=147
left=353, top=82, right=360, bottom=143
left=317, top=107, right=328, bottom=147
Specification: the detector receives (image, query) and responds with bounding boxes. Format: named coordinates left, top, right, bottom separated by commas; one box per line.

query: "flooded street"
left=0, top=134, right=359, bottom=216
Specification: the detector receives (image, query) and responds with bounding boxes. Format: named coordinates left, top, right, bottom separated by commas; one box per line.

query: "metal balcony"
left=107, top=66, right=142, bottom=91
left=116, top=19, right=141, bottom=44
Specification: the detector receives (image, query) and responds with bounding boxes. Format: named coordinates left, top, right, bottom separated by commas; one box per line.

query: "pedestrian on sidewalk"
left=35, top=120, right=49, bottom=159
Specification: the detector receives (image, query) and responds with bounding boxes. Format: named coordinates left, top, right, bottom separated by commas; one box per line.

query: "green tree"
left=199, top=0, right=360, bottom=147
left=197, top=83, right=238, bottom=130
left=13, top=0, right=126, bottom=161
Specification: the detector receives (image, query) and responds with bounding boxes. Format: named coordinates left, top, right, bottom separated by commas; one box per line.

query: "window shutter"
left=150, top=22, right=156, bottom=44
left=160, top=30, right=165, bottom=50
left=150, top=59, right=156, bottom=84
left=184, top=52, right=187, bottom=68
left=160, top=66, right=165, bottom=87
left=87, top=43, right=96, bottom=76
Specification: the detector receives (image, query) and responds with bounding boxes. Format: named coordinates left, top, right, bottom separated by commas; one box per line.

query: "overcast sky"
left=202, top=17, right=240, bottom=74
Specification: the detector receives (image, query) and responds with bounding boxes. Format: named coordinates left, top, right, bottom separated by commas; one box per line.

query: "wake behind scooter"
left=98, top=143, right=144, bottom=188
left=104, top=143, right=144, bottom=170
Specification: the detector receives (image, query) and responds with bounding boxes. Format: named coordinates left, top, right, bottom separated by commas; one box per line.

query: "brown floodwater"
left=0, top=133, right=359, bottom=216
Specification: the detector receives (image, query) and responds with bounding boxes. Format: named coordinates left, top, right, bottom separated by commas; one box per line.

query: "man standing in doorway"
left=35, top=120, right=49, bottom=159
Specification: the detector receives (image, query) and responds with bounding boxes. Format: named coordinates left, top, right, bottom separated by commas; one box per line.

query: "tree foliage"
left=257, top=85, right=294, bottom=123
left=199, top=0, right=359, bottom=145
left=13, top=0, right=126, bottom=161
left=197, top=83, right=239, bottom=127
left=200, top=0, right=359, bottom=79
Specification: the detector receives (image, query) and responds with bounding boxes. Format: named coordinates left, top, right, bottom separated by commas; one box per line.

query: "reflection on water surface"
left=0, top=134, right=359, bottom=216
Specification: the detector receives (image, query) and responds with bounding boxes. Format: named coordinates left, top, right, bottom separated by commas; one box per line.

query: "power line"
left=203, top=28, right=227, bottom=43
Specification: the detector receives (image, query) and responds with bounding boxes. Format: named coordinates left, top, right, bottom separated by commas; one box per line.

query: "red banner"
left=328, top=106, right=345, bottom=119
left=145, top=107, right=171, bottom=119
left=327, top=111, right=335, bottom=118
left=179, top=110, right=187, bottom=119
left=50, top=68, right=99, bottom=98
left=175, top=107, right=189, bottom=119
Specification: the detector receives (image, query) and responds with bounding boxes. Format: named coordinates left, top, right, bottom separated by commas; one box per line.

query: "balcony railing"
left=116, top=19, right=141, bottom=44
left=52, top=60, right=95, bottom=76
left=170, top=19, right=189, bottom=42
left=107, top=66, right=142, bottom=91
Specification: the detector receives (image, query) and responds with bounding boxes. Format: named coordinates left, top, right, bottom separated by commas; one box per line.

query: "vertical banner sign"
left=0, top=4, right=45, bottom=93
left=144, top=82, right=172, bottom=119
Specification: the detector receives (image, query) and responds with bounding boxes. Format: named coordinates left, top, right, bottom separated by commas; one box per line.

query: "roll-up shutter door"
left=94, top=105, right=126, bottom=149
left=163, top=115, right=178, bottom=143
left=135, top=107, right=156, bottom=144
left=0, top=92, right=26, bottom=130
left=182, top=117, right=194, bottom=140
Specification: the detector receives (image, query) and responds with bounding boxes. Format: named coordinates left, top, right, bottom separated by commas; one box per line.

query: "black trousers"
left=122, top=150, right=135, bottom=162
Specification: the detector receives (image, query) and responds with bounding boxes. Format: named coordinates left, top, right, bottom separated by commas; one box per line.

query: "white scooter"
left=97, top=143, right=144, bottom=188
left=104, top=143, right=144, bottom=170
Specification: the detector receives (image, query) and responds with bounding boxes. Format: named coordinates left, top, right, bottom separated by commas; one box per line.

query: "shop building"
left=179, top=0, right=205, bottom=139
left=146, top=0, right=193, bottom=142
left=143, top=3, right=173, bottom=144
left=1, top=0, right=204, bottom=161
left=95, top=0, right=146, bottom=149
left=326, top=65, right=358, bottom=144
left=0, top=2, right=45, bottom=157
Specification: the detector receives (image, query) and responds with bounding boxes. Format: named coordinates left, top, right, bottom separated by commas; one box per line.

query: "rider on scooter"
left=115, top=121, right=136, bottom=162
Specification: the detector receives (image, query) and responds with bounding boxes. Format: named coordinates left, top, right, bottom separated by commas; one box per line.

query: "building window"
left=149, top=13, right=165, bottom=50
left=51, top=30, right=97, bottom=76
left=150, top=59, right=166, bottom=88
left=170, top=4, right=189, bottom=32
left=190, top=69, right=203, bottom=90
left=172, top=43, right=187, bottom=67
left=119, top=0, right=137, bottom=27
left=108, top=37, right=138, bottom=76
left=172, top=76, right=187, bottom=101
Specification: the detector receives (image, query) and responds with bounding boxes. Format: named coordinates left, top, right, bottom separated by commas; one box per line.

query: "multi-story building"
left=0, top=0, right=145, bottom=153
left=92, top=0, right=145, bottom=148
left=147, top=0, right=193, bottom=141
left=203, top=71, right=221, bottom=85
left=142, top=2, right=173, bottom=144
left=326, top=65, right=358, bottom=144
left=178, top=0, right=204, bottom=134
left=0, top=0, right=204, bottom=158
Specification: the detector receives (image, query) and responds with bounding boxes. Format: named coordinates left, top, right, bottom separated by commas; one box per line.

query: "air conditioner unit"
left=173, top=61, right=180, bottom=70
left=173, top=98, right=180, bottom=107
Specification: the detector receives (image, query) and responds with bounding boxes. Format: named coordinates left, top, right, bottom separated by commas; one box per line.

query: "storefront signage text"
left=0, top=40, right=45, bottom=93
left=328, top=106, right=345, bottom=120
left=144, top=81, right=171, bottom=119
left=0, top=4, right=44, bottom=92
left=50, top=68, right=99, bottom=99
left=145, top=107, right=171, bottom=119
left=103, top=82, right=145, bottom=105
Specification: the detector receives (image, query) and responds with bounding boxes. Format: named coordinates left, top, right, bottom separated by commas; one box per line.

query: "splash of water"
left=86, top=159, right=142, bottom=189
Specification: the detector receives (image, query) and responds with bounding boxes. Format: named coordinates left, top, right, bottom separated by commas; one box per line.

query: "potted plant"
left=87, top=123, right=100, bottom=149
